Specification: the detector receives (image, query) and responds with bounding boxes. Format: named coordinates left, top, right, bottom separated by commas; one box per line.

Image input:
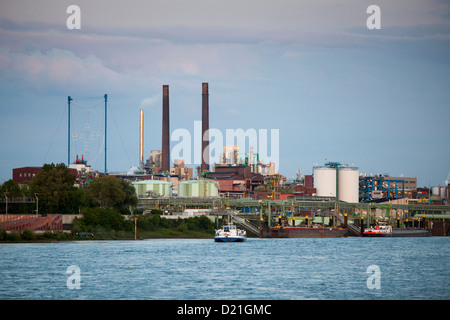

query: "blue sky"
left=0, top=0, right=449, bottom=187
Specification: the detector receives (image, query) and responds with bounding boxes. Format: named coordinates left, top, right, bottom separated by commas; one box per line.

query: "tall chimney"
left=201, top=82, right=209, bottom=173
left=140, top=109, right=144, bottom=163
left=161, top=85, right=170, bottom=172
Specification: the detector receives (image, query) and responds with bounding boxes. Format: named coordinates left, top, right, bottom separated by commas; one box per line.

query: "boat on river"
left=214, top=223, right=246, bottom=242
left=363, top=222, right=431, bottom=237
left=362, top=223, right=393, bottom=237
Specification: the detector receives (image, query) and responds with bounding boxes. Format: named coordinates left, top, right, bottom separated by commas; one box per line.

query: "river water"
left=0, top=237, right=449, bottom=300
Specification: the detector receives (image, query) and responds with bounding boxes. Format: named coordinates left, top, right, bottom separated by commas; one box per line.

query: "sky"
left=0, top=0, right=449, bottom=187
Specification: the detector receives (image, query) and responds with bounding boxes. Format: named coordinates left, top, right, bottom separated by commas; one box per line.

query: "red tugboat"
left=362, top=223, right=393, bottom=237
left=362, top=221, right=431, bottom=237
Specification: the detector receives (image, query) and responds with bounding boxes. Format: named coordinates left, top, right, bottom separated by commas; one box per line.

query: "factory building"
left=359, top=174, right=416, bottom=202
left=218, top=145, right=275, bottom=176
left=12, top=167, right=42, bottom=184
left=69, top=155, right=99, bottom=188
left=13, top=166, right=78, bottom=185
left=313, top=162, right=359, bottom=203
left=220, top=145, right=240, bottom=165
left=144, top=153, right=193, bottom=181
left=204, top=164, right=264, bottom=196
left=145, top=150, right=162, bottom=172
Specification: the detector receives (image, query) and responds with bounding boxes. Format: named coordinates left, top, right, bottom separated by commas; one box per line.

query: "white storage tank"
left=338, top=167, right=359, bottom=203
left=313, top=162, right=359, bottom=203
left=132, top=180, right=172, bottom=197
left=314, top=166, right=337, bottom=197
left=432, top=186, right=446, bottom=199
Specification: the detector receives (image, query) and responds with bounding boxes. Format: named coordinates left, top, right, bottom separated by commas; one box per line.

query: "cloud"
left=1, top=1, right=449, bottom=185
left=0, top=47, right=121, bottom=91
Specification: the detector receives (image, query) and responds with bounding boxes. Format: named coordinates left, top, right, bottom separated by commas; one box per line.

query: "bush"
left=80, top=207, right=133, bottom=231
left=21, top=229, right=35, bottom=241
left=197, top=215, right=214, bottom=231
left=177, top=221, right=188, bottom=233
left=42, top=231, right=56, bottom=240
left=56, top=231, right=71, bottom=241
left=151, top=209, right=163, bottom=215
left=0, top=229, right=6, bottom=241
left=7, top=231, right=21, bottom=242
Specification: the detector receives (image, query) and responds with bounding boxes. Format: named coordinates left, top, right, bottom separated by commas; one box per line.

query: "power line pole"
left=68, top=96, right=72, bottom=166
left=104, top=94, right=108, bottom=174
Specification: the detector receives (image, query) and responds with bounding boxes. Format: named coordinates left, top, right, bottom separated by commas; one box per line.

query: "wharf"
left=139, top=197, right=450, bottom=237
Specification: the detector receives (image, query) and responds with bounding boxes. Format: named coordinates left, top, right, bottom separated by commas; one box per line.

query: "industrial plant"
left=3, top=82, right=450, bottom=237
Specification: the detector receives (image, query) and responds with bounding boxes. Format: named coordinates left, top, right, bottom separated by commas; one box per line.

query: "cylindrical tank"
left=338, top=168, right=359, bottom=203
left=314, top=166, right=336, bottom=197
left=132, top=180, right=172, bottom=197
left=432, top=187, right=439, bottom=196
left=432, top=186, right=446, bottom=199
left=178, top=180, right=219, bottom=197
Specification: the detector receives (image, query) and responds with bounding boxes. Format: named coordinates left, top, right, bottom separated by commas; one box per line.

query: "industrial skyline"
left=0, top=0, right=449, bottom=187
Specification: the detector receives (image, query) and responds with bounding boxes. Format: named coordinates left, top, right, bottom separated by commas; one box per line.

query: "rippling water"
left=0, top=237, right=449, bottom=300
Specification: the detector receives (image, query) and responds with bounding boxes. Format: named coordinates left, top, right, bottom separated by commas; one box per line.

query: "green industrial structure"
left=138, top=196, right=450, bottom=236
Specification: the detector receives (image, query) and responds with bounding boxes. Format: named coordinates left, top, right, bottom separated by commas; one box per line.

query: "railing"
left=139, top=197, right=450, bottom=213
left=232, top=216, right=260, bottom=236
left=0, top=214, right=39, bottom=224
left=330, top=211, right=361, bottom=236
left=0, top=214, right=62, bottom=231
left=0, top=197, right=35, bottom=203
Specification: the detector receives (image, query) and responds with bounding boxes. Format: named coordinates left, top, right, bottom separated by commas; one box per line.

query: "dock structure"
left=138, top=197, right=450, bottom=236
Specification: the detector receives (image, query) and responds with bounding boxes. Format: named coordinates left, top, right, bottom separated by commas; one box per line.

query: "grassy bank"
left=0, top=228, right=214, bottom=243
left=0, top=229, right=75, bottom=242
left=0, top=209, right=216, bottom=242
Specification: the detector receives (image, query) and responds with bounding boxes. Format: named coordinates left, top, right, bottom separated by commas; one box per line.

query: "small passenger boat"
left=214, top=223, right=246, bottom=242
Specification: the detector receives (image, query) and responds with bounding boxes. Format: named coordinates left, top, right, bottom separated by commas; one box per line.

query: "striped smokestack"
left=161, top=85, right=170, bottom=172
left=201, top=82, right=209, bottom=173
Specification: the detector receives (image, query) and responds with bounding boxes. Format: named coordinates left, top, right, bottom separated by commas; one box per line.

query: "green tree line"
left=1, top=163, right=215, bottom=240
left=71, top=208, right=215, bottom=239
left=1, top=163, right=137, bottom=215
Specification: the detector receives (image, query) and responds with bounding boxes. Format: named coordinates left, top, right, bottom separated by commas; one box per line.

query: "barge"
left=260, top=226, right=348, bottom=238
left=362, top=222, right=431, bottom=237
left=391, top=229, right=431, bottom=237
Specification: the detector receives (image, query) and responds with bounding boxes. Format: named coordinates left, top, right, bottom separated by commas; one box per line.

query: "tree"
left=85, top=176, right=137, bottom=213
left=119, top=179, right=138, bottom=213
left=78, top=207, right=132, bottom=231
left=1, top=179, right=31, bottom=213
left=1, top=179, right=24, bottom=197
left=28, top=163, right=82, bottom=214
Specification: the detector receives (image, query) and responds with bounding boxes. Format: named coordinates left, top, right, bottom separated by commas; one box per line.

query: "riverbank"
left=0, top=228, right=215, bottom=243
left=0, top=209, right=220, bottom=243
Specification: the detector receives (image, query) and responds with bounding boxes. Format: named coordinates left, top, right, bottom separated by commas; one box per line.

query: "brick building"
left=13, top=166, right=78, bottom=185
